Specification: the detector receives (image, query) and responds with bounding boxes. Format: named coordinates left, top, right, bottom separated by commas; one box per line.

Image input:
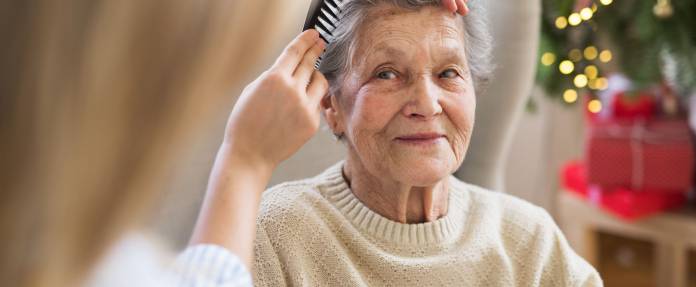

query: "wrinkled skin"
left=322, top=5, right=475, bottom=223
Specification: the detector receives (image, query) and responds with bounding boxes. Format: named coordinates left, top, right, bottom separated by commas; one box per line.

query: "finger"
left=306, top=70, right=329, bottom=109
left=441, top=0, right=457, bottom=13
left=455, top=0, right=469, bottom=15
left=271, top=29, right=320, bottom=74
left=293, top=39, right=326, bottom=85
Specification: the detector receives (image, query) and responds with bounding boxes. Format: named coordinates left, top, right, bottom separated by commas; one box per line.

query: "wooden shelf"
left=557, top=191, right=696, bottom=287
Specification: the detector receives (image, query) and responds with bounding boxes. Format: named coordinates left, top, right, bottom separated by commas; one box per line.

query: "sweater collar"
left=317, top=161, right=470, bottom=245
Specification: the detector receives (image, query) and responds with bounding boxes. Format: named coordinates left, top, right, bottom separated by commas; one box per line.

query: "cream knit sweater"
left=253, top=162, right=602, bottom=286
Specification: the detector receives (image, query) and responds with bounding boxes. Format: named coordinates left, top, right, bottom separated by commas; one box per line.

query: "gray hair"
left=319, top=0, right=493, bottom=96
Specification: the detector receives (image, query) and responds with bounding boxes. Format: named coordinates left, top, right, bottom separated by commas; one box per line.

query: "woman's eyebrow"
left=366, top=45, right=409, bottom=61
left=443, top=52, right=467, bottom=65
left=436, top=45, right=467, bottom=65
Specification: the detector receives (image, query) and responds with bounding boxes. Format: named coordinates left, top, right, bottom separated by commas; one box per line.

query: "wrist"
left=217, top=142, right=276, bottom=180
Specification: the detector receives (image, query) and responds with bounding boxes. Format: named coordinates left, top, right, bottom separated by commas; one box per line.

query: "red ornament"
left=611, top=91, right=657, bottom=120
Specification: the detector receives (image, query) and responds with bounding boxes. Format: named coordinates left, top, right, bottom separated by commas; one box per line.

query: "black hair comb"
left=303, top=0, right=345, bottom=46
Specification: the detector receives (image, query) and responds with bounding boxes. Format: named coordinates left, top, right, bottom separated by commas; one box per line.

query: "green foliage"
left=537, top=0, right=696, bottom=99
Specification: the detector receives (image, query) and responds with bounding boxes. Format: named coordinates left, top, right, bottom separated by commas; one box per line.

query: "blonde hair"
left=0, top=0, right=281, bottom=286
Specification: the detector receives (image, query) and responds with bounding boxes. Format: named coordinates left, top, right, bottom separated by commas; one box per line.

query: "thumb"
left=307, top=70, right=329, bottom=110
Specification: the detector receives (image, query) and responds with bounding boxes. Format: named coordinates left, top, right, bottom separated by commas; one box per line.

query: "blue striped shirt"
left=174, top=244, right=253, bottom=287
left=86, top=233, right=253, bottom=287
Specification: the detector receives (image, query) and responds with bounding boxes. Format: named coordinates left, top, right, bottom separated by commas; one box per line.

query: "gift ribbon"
left=630, top=122, right=644, bottom=190
left=588, top=185, right=602, bottom=205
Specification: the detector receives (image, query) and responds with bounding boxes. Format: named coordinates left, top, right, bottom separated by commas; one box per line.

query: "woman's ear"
left=321, top=93, right=344, bottom=135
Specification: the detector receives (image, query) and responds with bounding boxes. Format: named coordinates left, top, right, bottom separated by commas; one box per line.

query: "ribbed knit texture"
left=253, top=162, right=602, bottom=286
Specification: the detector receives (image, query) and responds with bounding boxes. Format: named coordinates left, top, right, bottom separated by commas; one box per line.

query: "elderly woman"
left=252, top=0, right=602, bottom=286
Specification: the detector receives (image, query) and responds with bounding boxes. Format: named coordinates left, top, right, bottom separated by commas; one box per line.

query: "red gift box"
left=586, top=119, right=695, bottom=192
left=587, top=186, right=687, bottom=220
left=562, top=160, right=589, bottom=196
left=561, top=161, right=689, bottom=221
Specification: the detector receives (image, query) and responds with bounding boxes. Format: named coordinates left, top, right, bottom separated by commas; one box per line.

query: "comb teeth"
left=303, top=0, right=345, bottom=68
left=324, top=0, right=342, bottom=18
left=304, top=0, right=344, bottom=43
left=320, top=8, right=339, bottom=24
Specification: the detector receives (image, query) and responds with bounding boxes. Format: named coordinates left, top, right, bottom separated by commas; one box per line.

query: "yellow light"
left=569, top=49, right=583, bottom=62
left=592, top=4, right=598, bottom=12
left=584, top=46, right=598, bottom=60
left=588, top=79, right=598, bottom=90
left=555, top=17, right=568, bottom=29
left=600, top=0, right=613, bottom=5
left=568, top=13, right=582, bottom=26
left=563, top=89, right=578, bottom=103
left=559, top=60, right=575, bottom=74
left=599, top=50, right=613, bottom=63
left=588, top=99, right=603, bottom=113
left=541, top=52, right=556, bottom=66
left=580, top=8, right=594, bottom=20
left=596, top=77, right=609, bottom=90
left=574, top=74, right=589, bottom=88
left=585, top=65, right=599, bottom=79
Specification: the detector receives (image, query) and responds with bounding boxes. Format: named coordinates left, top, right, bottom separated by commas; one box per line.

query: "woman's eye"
left=439, top=69, right=460, bottom=79
left=376, top=70, right=397, bottom=80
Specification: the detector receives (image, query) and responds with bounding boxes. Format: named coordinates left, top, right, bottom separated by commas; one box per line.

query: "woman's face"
left=328, top=6, right=475, bottom=186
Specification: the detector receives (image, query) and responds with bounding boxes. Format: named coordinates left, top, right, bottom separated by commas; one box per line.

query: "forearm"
left=189, top=143, right=274, bottom=269
left=188, top=29, right=326, bottom=271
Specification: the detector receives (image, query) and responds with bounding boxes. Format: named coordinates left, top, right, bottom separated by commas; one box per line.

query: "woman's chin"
left=390, top=157, right=454, bottom=186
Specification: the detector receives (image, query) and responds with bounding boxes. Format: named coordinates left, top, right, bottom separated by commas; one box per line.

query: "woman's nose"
left=402, top=77, right=443, bottom=120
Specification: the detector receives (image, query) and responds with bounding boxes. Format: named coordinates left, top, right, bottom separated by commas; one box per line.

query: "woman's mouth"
left=394, top=133, right=446, bottom=146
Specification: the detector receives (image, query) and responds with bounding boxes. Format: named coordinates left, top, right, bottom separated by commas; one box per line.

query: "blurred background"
left=148, top=1, right=696, bottom=286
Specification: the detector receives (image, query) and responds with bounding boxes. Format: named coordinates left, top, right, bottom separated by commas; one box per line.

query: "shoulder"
left=257, top=177, right=325, bottom=226
left=85, top=233, right=175, bottom=287
left=88, top=233, right=254, bottom=287
left=450, top=177, right=554, bottom=234
left=253, top=168, right=344, bottom=275
left=257, top=162, right=344, bottom=227
left=449, top=177, right=563, bottom=258
left=450, top=178, right=601, bottom=286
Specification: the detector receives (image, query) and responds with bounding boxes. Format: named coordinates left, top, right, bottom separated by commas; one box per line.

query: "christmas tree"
left=536, top=0, right=696, bottom=106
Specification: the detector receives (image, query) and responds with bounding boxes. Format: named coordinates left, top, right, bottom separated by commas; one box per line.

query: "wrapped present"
left=561, top=161, right=689, bottom=221
left=587, top=186, right=687, bottom=220
left=586, top=119, right=695, bottom=191
left=561, top=160, right=589, bottom=196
